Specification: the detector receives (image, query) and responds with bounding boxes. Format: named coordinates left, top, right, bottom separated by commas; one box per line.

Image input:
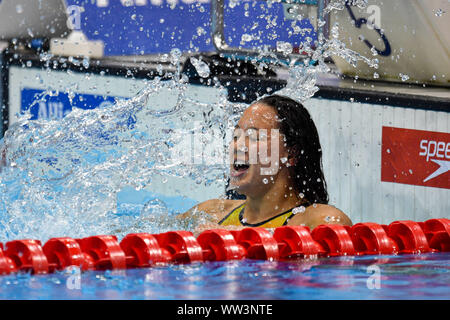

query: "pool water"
left=1, top=252, right=448, bottom=300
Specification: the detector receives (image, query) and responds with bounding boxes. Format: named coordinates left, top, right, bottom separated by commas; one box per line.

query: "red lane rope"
left=0, top=218, right=449, bottom=275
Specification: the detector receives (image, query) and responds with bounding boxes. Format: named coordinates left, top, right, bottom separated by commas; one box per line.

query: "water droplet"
left=370, top=46, right=378, bottom=56
left=170, top=48, right=182, bottom=65
left=228, top=0, right=239, bottom=9
left=189, top=57, right=210, bottom=78
left=399, top=73, right=410, bottom=82
left=292, top=206, right=306, bottom=214
left=241, top=34, right=254, bottom=43
left=82, top=58, right=90, bottom=69
left=196, top=27, right=206, bottom=36
left=434, top=8, right=445, bottom=17
left=276, top=41, right=293, bottom=55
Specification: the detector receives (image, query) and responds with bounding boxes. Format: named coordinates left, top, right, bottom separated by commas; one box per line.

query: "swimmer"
left=181, top=94, right=352, bottom=232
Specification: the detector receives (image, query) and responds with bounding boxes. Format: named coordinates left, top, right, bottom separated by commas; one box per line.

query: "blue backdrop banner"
left=64, top=0, right=317, bottom=56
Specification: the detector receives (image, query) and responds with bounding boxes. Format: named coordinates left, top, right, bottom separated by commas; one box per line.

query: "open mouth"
left=231, top=161, right=250, bottom=177
left=233, top=163, right=250, bottom=171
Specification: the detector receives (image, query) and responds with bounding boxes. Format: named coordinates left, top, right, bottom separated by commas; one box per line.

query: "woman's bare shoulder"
left=287, top=203, right=352, bottom=230
left=196, top=198, right=244, bottom=214
left=179, top=198, right=245, bottom=221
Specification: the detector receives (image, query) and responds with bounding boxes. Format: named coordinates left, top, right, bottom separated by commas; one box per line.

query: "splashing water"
left=0, top=2, right=377, bottom=242
left=0, top=61, right=230, bottom=242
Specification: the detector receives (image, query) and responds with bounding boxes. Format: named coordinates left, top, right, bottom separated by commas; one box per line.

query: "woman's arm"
left=287, top=204, right=352, bottom=230
left=178, top=199, right=224, bottom=220
left=178, top=199, right=245, bottom=236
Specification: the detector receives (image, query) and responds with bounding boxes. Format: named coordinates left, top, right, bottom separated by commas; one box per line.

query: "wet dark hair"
left=257, top=94, right=329, bottom=204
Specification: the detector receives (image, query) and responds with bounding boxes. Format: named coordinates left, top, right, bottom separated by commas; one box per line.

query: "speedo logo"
left=419, top=139, right=450, bottom=182
left=381, top=126, right=449, bottom=190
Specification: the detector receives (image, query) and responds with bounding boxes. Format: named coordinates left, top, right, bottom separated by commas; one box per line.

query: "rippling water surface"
left=0, top=253, right=448, bottom=300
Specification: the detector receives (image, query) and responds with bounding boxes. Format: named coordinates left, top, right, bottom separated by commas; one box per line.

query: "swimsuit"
left=218, top=202, right=310, bottom=228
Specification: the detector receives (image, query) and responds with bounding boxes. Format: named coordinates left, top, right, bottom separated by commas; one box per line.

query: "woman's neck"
left=242, top=174, right=303, bottom=224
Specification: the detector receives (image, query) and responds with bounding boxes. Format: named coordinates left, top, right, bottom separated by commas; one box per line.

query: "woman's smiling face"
left=229, top=103, right=290, bottom=196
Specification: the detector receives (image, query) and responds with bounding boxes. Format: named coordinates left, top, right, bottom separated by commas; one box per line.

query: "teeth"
left=234, top=162, right=250, bottom=171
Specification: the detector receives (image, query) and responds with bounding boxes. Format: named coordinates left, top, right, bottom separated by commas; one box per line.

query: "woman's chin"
left=230, top=175, right=249, bottom=191
left=230, top=176, right=258, bottom=195
left=230, top=179, right=246, bottom=190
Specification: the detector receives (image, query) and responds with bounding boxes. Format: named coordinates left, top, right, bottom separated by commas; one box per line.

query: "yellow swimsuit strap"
left=218, top=202, right=298, bottom=228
